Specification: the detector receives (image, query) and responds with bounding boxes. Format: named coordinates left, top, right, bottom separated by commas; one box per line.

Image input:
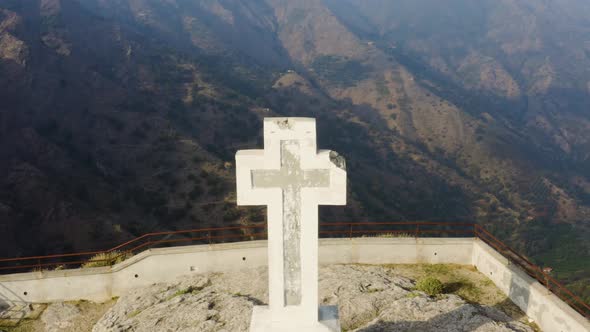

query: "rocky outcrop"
left=41, top=303, right=81, bottom=332
left=0, top=33, right=27, bottom=66
left=92, top=273, right=260, bottom=332
left=93, top=265, right=534, bottom=332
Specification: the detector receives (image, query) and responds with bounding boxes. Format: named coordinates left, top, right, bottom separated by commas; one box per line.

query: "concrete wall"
left=0, top=238, right=472, bottom=305
left=1, top=237, right=588, bottom=331
left=472, top=239, right=590, bottom=332
left=0, top=240, right=268, bottom=305
left=319, top=237, right=473, bottom=265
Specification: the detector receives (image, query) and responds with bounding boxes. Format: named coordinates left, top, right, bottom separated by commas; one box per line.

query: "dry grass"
left=0, top=304, right=46, bottom=332
left=82, top=251, right=133, bottom=268
left=379, top=264, right=540, bottom=331
left=62, top=300, right=116, bottom=331
left=1, top=300, right=116, bottom=332
left=361, top=232, right=414, bottom=238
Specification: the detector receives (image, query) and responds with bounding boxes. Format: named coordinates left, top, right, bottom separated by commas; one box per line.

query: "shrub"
left=209, top=184, right=226, bottom=196
left=82, top=251, right=133, bottom=268
left=223, top=207, right=241, bottom=222
left=311, top=55, right=371, bottom=87
left=416, top=276, right=444, bottom=296
left=189, top=185, right=203, bottom=199
left=246, top=208, right=265, bottom=222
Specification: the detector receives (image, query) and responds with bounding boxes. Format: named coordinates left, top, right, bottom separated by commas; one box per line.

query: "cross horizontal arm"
left=252, top=169, right=330, bottom=189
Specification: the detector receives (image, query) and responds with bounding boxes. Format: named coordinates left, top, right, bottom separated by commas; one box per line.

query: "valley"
left=0, top=0, right=589, bottom=302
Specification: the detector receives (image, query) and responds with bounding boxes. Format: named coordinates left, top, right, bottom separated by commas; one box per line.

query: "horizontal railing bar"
left=543, top=274, right=590, bottom=312
left=0, top=250, right=107, bottom=262
left=108, top=224, right=267, bottom=251
left=336, top=229, right=473, bottom=234
left=0, top=259, right=92, bottom=271
left=0, top=221, right=587, bottom=317
left=148, top=232, right=268, bottom=246
left=475, top=227, right=590, bottom=315
left=0, top=224, right=268, bottom=262
left=321, top=222, right=475, bottom=227
left=0, top=234, right=270, bottom=272
left=475, top=225, right=536, bottom=266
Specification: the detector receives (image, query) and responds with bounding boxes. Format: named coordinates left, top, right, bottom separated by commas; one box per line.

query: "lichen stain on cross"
left=236, top=117, right=346, bottom=331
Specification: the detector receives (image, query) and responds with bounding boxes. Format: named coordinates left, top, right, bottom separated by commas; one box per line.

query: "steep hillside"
left=0, top=0, right=589, bottom=301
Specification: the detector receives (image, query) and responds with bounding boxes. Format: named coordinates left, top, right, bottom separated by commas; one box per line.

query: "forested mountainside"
left=0, top=0, right=589, bottom=300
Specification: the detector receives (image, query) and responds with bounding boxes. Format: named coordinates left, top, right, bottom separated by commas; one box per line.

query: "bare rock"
left=319, top=265, right=414, bottom=330
left=93, top=273, right=265, bottom=332
left=41, top=303, right=81, bottom=332
left=93, top=265, right=534, bottom=332
left=319, top=265, right=532, bottom=331
left=41, top=32, right=71, bottom=56
left=0, top=9, right=21, bottom=33
left=357, top=295, right=533, bottom=332
left=0, top=32, right=27, bottom=66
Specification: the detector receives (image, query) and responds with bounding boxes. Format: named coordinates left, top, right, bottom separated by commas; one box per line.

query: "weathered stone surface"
left=41, top=303, right=81, bottom=332
left=236, top=117, right=347, bottom=331
left=93, top=265, right=534, bottom=332
left=320, top=266, right=532, bottom=332
left=92, top=273, right=260, bottom=332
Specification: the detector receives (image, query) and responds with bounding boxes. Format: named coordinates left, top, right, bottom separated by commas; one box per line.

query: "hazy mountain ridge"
left=0, top=0, right=589, bottom=300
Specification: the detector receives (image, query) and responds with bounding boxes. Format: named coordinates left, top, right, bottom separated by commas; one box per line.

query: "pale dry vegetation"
left=82, top=251, right=133, bottom=268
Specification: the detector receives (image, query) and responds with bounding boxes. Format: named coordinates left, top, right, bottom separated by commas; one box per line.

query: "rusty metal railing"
left=0, top=222, right=588, bottom=318
left=319, top=221, right=475, bottom=238
left=0, top=225, right=267, bottom=273
left=473, top=224, right=590, bottom=318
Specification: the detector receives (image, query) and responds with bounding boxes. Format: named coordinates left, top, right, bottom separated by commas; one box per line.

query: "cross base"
left=249, top=305, right=341, bottom=332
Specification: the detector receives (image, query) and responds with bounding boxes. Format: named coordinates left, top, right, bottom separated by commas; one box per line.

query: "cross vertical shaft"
left=236, top=117, right=346, bottom=331
left=252, top=140, right=329, bottom=305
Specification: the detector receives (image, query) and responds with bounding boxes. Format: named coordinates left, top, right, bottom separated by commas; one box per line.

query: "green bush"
left=416, top=276, right=444, bottom=296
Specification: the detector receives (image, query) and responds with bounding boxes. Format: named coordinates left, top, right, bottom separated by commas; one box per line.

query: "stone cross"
left=236, top=117, right=346, bottom=331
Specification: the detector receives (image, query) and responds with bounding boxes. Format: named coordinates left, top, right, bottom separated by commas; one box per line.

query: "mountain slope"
left=0, top=0, right=589, bottom=301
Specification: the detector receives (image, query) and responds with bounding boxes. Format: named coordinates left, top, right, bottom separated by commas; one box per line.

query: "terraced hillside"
left=0, top=0, right=589, bottom=301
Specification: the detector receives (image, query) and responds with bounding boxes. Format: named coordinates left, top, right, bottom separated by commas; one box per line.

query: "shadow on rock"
left=356, top=301, right=533, bottom=332
left=234, top=294, right=264, bottom=306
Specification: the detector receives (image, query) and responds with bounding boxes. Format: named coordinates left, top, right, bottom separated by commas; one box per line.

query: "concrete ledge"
left=1, top=237, right=588, bottom=332
left=112, top=240, right=270, bottom=272
left=0, top=238, right=472, bottom=304
left=0, top=241, right=271, bottom=282
left=472, top=239, right=590, bottom=332
left=319, top=237, right=473, bottom=265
